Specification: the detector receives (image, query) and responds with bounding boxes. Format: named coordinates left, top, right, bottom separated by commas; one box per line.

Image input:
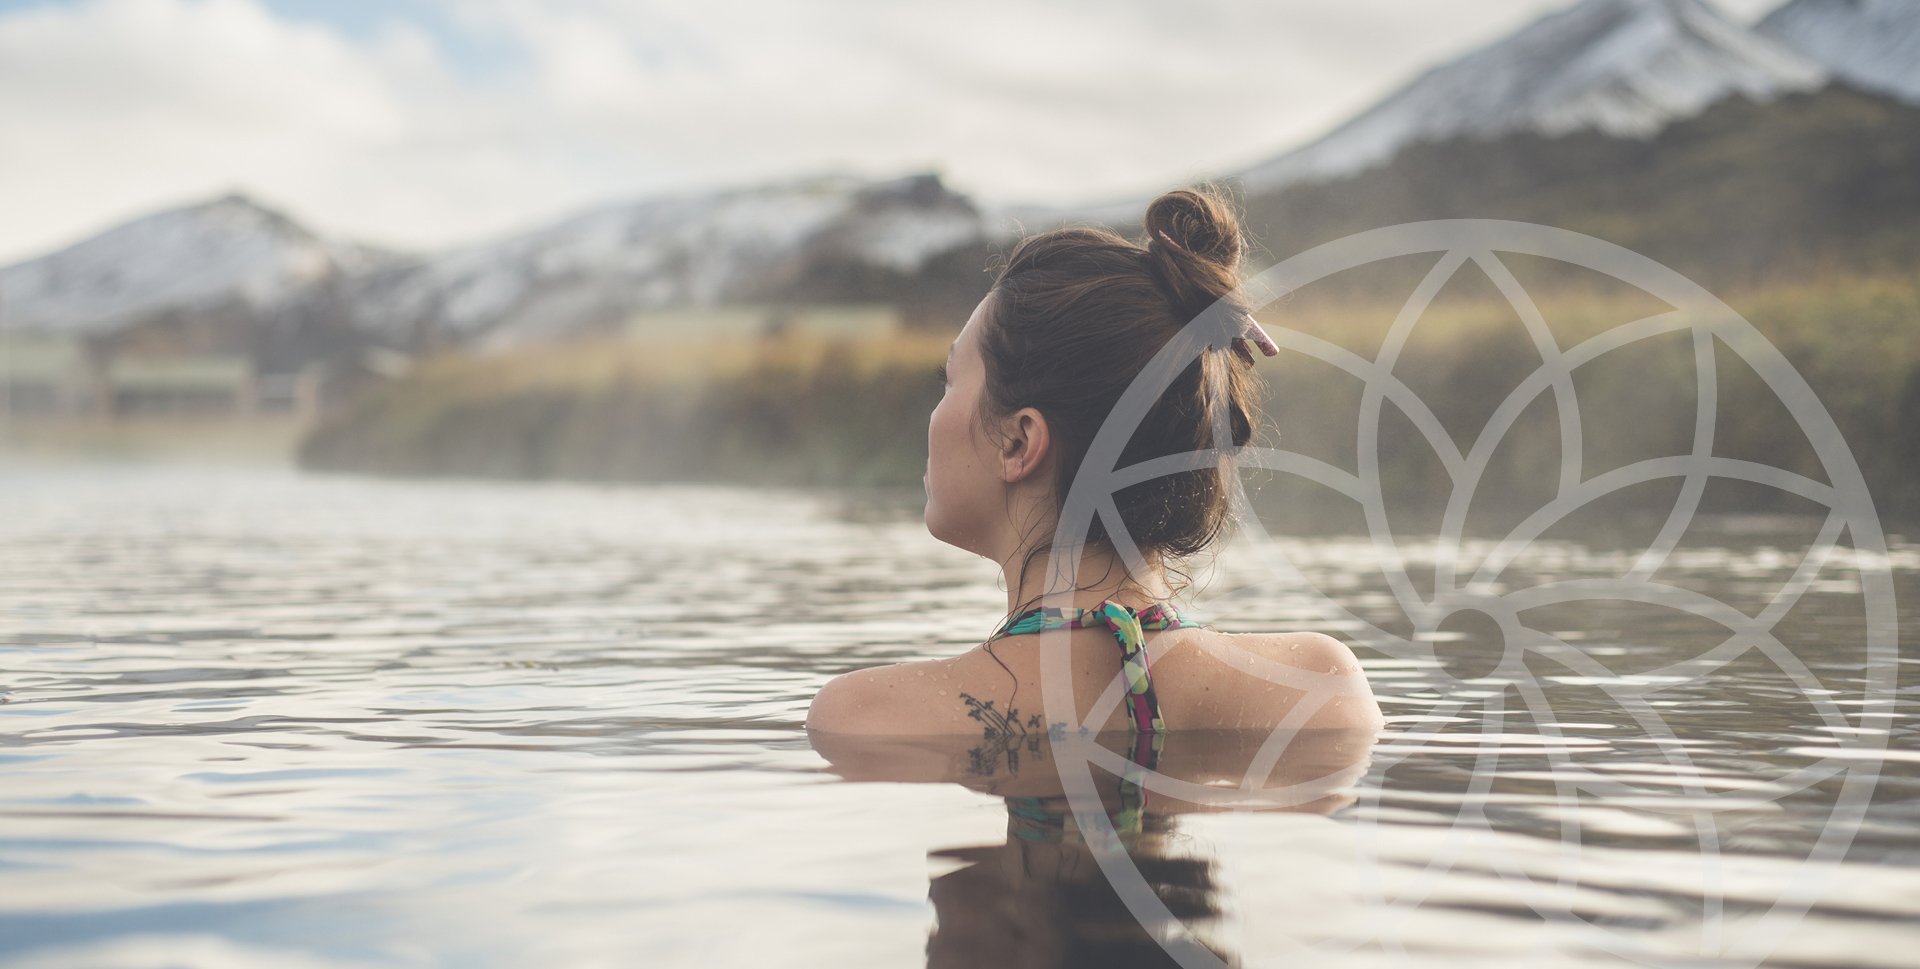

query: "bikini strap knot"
left=982, top=599, right=1190, bottom=735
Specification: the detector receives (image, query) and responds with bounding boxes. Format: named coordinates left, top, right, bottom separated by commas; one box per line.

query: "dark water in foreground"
left=0, top=465, right=1914, bottom=968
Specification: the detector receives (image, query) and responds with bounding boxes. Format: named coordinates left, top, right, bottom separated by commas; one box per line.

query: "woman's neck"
left=999, top=541, right=1173, bottom=615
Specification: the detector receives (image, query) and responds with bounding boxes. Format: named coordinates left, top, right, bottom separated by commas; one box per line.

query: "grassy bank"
left=297, top=270, right=1920, bottom=526
left=1, top=414, right=311, bottom=467
left=1235, top=266, right=1920, bottom=530
left=298, top=329, right=952, bottom=487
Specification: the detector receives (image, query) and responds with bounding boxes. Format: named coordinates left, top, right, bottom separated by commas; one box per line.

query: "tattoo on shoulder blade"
left=959, top=691, right=1076, bottom=776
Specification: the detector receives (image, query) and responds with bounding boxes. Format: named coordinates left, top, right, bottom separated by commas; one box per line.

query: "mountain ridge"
left=0, top=193, right=394, bottom=335
left=1759, top=0, right=1920, bottom=103
left=0, top=170, right=994, bottom=351
left=1232, top=0, right=1826, bottom=194
left=4, top=0, right=1911, bottom=357
left=1236, top=82, right=1920, bottom=289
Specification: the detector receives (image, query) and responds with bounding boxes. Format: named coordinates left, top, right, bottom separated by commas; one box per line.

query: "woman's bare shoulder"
left=1168, top=628, right=1384, bottom=731
left=1203, top=629, right=1361, bottom=664
left=806, top=628, right=1383, bottom=734
left=807, top=626, right=1118, bottom=735
left=805, top=655, right=987, bottom=735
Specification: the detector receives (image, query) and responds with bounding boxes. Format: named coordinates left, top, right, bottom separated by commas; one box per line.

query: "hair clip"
left=1238, top=313, right=1281, bottom=358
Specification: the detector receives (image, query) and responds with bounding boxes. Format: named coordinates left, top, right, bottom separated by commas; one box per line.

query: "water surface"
left=1, top=465, right=1914, bottom=968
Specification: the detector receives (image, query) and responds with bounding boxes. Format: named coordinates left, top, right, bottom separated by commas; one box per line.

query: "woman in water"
left=807, top=184, right=1382, bottom=738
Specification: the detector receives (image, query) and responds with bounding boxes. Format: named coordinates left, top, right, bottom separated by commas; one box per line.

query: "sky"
left=0, top=0, right=1782, bottom=264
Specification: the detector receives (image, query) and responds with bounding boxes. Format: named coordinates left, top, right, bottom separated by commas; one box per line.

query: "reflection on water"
left=0, top=464, right=1915, bottom=968
left=820, top=727, right=1376, bottom=968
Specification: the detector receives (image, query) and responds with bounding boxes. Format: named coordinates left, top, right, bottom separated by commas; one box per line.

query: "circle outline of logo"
left=1029, top=219, right=1899, bottom=967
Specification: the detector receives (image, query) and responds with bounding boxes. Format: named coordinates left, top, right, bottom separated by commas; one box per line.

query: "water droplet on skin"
left=1289, top=644, right=1300, bottom=652
left=937, top=689, right=947, bottom=696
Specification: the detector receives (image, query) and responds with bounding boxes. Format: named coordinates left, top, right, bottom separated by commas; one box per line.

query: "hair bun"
left=1143, top=185, right=1249, bottom=321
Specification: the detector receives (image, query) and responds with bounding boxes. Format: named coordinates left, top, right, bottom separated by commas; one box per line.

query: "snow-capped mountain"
left=8, top=0, right=1902, bottom=356
left=0, top=193, right=389, bottom=335
left=1759, top=0, right=1920, bottom=103
left=1234, top=0, right=1827, bottom=193
left=0, top=172, right=988, bottom=351
left=340, top=170, right=985, bottom=349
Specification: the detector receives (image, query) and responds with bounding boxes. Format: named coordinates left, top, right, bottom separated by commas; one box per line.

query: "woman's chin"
left=923, top=509, right=961, bottom=551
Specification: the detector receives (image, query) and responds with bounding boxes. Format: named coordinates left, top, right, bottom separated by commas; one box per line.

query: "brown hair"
left=978, top=183, right=1266, bottom=616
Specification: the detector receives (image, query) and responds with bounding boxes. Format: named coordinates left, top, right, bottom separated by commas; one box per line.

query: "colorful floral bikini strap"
left=987, top=599, right=1201, bottom=735
left=990, top=600, right=1195, bottom=640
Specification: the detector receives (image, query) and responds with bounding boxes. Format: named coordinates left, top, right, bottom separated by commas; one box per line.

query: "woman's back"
left=950, top=620, right=1382, bottom=735
left=810, top=608, right=1382, bottom=736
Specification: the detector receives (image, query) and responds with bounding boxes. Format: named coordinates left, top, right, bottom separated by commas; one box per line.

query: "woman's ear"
left=997, top=407, right=1051, bottom=484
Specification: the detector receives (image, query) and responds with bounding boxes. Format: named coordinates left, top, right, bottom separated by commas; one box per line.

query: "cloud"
left=0, top=0, right=1786, bottom=264
left=0, top=0, right=426, bottom=259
